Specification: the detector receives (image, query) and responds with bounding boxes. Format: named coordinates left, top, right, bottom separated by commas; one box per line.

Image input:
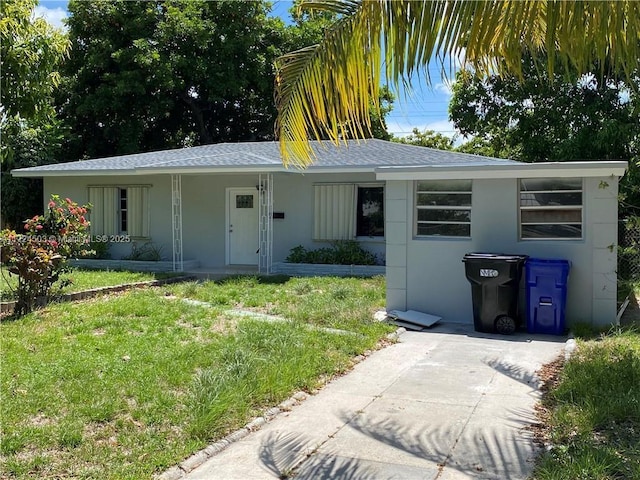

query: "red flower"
left=48, top=201, right=56, bottom=208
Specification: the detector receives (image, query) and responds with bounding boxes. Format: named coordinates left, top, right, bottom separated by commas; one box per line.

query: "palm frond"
left=275, top=0, right=640, bottom=166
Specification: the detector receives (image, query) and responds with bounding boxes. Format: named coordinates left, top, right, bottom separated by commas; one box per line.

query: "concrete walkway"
left=180, top=323, right=566, bottom=480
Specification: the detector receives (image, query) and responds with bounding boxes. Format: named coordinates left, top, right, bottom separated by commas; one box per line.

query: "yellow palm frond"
left=275, top=0, right=640, bottom=166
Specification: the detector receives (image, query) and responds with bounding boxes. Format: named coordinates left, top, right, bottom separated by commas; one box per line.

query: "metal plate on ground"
left=387, top=309, right=442, bottom=328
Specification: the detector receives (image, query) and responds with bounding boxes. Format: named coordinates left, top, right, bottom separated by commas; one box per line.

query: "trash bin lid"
left=525, top=258, right=570, bottom=266
left=462, top=252, right=528, bottom=263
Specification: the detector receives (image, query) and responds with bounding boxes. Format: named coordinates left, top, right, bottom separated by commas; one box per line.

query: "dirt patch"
left=527, top=354, right=565, bottom=447
left=29, top=413, right=55, bottom=427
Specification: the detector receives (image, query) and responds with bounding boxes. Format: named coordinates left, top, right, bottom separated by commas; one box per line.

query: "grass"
left=0, top=275, right=393, bottom=479
left=165, top=275, right=387, bottom=333
left=533, top=327, right=640, bottom=479
left=0, top=267, right=178, bottom=301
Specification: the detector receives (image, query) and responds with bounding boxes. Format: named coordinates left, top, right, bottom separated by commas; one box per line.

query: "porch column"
left=258, top=173, right=273, bottom=274
left=171, top=174, right=184, bottom=272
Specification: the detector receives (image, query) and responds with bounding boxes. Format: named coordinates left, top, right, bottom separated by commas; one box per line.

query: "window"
left=88, top=186, right=150, bottom=238
left=313, top=184, right=384, bottom=240
left=236, top=194, right=254, bottom=209
left=119, top=188, right=128, bottom=233
left=519, top=178, right=582, bottom=239
left=356, top=186, right=384, bottom=237
left=415, top=180, right=472, bottom=237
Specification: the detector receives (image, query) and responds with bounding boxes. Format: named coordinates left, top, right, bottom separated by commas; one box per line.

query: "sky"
left=36, top=0, right=458, bottom=140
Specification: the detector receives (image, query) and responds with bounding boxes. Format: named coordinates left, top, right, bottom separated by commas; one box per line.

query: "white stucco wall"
left=44, top=171, right=385, bottom=268
left=386, top=176, right=620, bottom=328
left=44, top=175, right=172, bottom=260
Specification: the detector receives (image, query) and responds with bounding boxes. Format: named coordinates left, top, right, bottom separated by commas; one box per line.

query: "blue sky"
left=37, top=0, right=457, bottom=139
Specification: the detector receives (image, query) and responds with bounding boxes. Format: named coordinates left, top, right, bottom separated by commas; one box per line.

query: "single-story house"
left=13, top=139, right=626, bottom=328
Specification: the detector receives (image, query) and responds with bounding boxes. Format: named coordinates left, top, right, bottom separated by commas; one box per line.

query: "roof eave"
left=375, top=161, right=628, bottom=180
left=11, top=169, right=138, bottom=178
left=11, top=165, right=384, bottom=177
left=134, top=165, right=285, bottom=174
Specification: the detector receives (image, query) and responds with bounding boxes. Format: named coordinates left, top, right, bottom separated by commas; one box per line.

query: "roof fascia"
left=11, top=169, right=138, bottom=178
left=375, top=161, right=628, bottom=180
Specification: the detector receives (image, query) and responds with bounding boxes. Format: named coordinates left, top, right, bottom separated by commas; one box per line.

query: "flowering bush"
left=0, top=195, right=92, bottom=316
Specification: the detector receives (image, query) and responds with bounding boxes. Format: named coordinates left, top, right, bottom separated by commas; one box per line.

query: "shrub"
left=0, top=195, right=92, bottom=316
left=123, top=241, right=163, bottom=261
left=285, top=241, right=379, bottom=265
left=82, top=240, right=111, bottom=259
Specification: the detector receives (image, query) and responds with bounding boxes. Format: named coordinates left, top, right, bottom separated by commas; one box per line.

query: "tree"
left=0, top=0, right=70, bottom=227
left=59, top=0, right=286, bottom=159
left=393, top=128, right=454, bottom=150
left=449, top=63, right=640, bottom=215
left=449, top=67, right=639, bottom=163
left=368, top=85, right=394, bottom=141
left=273, top=0, right=640, bottom=165
left=58, top=0, right=394, bottom=160
left=1, top=122, right=65, bottom=227
left=0, top=0, right=69, bottom=135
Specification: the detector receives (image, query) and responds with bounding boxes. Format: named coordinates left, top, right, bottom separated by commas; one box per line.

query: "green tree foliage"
left=59, top=0, right=286, bottom=159
left=368, top=85, right=394, bottom=141
left=58, top=0, right=393, bottom=160
left=449, top=67, right=638, bottom=162
left=1, top=122, right=64, bottom=227
left=449, top=63, right=640, bottom=215
left=0, top=0, right=69, bottom=131
left=393, top=128, right=454, bottom=150
left=0, top=0, right=69, bottom=227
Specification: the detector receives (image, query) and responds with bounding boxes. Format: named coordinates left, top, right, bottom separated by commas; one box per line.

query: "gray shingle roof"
left=12, top=139, right=519, bottom=176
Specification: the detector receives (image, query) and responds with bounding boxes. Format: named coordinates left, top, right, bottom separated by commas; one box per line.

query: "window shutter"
left=88, top=187, right=118, bottom=236
left=313, top=184, right=355, bottom=240
left=127, top=186, right=149, bottom=237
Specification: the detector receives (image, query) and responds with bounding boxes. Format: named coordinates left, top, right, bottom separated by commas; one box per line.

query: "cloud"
left=434, top=81, right=453, bottom=97
left=33, top=5, right=68, bottom=30
left=387, top=118, right=458, bottom=138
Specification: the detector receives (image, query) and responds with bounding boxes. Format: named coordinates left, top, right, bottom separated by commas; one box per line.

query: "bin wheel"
left=495, top=316, right=516, bottom=335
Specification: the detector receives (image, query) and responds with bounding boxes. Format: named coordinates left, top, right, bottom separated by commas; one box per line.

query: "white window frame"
left=414, top=180, right=472, bottom=238
left=519, top=178, right=583, bottom=240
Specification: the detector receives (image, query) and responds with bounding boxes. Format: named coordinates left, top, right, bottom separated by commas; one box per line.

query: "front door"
left=227, top=188, right=259, bottom=265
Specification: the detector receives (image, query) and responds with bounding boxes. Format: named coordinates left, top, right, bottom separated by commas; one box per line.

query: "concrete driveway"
left=174, top=323, right=566, bottom=480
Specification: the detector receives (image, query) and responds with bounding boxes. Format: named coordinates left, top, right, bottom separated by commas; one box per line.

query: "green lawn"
left=0, top=267, right=177, bottom=301
left=534, top=328, right=640, bottom=479
left=0, top=275, right=393, bottom=479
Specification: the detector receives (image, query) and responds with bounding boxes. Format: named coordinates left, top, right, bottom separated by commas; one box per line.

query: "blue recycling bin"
left=525, top=258, right=570, bottom=335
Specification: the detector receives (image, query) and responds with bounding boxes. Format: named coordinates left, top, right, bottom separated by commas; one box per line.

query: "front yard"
left=0, top=275, right=393, bottom=479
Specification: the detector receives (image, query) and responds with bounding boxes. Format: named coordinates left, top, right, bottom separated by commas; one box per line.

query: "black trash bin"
left=462, top=253, right=528, bottom=334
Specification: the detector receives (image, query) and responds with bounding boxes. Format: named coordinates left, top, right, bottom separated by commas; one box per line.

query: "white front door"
left=227, top=188, right=259, bottom=265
